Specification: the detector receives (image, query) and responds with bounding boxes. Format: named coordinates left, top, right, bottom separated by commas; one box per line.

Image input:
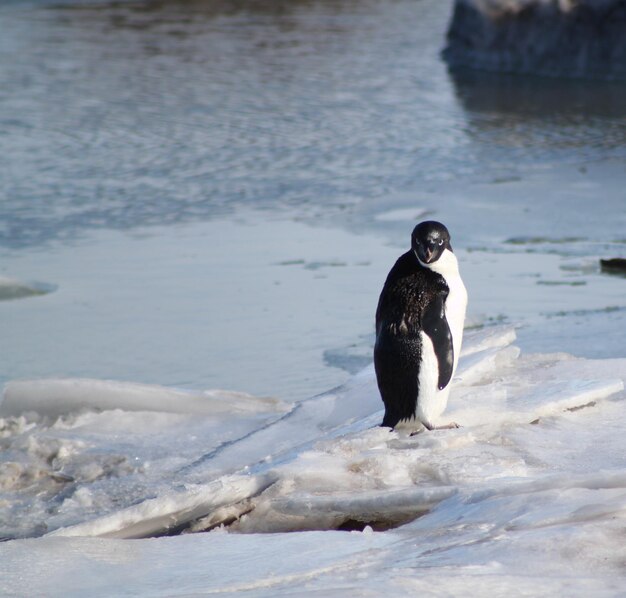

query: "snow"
left=2, top=326, right=625, bottom=595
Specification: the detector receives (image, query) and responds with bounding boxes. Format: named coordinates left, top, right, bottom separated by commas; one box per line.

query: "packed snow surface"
left=1, top=326, right=625, bottom=595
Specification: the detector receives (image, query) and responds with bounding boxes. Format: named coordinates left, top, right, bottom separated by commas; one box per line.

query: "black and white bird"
left=374, top=221, right=467, bottom=431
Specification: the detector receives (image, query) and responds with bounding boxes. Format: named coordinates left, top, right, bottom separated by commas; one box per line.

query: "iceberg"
left=443, top=0, right=626, bottom=79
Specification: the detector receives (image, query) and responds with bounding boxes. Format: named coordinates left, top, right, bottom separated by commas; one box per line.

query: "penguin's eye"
left=438, top=240, right=444, bottom=246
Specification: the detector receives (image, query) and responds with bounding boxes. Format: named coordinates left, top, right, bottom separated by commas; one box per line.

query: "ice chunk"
left=0, top=276, right=55, bottom=301
left=374, top=207, right=429, bottom=222
left=233, top=485, right=457, bottom=533
left=0, top=378, right=287, bottom=418
left=460, top=325, right=518, bottom=357
left=455, top=345, right=521, bottom=386
left=49, top=473, right=277, bottom=539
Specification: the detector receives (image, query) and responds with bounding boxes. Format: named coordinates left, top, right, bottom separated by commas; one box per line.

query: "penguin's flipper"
left=422, top=294, right=454, bottom=390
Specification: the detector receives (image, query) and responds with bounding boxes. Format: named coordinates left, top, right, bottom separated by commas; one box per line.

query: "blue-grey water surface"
left=1, top=0, right=625, bottom=400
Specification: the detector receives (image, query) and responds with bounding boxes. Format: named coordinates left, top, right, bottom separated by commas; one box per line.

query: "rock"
left=600, top=257, right=626, bottom=274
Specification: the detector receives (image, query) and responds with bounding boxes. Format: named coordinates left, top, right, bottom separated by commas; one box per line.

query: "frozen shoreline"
left=1, top=326, right=626, bottom=595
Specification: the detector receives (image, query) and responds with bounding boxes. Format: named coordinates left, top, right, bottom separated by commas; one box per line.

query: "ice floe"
left=0, top=275, right=55, bottom=301
left=1, top=325, right=625, bottom=594
left=1, top=379, right=286, bottom=418
left=3, top=326, right=619, bottom=540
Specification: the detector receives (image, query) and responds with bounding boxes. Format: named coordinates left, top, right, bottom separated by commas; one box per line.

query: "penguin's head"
left=411, top=221, right=452, bottom=265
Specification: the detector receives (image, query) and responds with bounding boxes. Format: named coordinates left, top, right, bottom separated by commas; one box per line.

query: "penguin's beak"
left=417, top=244, right=433, bottom=263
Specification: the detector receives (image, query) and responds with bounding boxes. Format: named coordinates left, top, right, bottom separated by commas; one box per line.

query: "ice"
left=34, top=326, right=623, bottom=540
left=374, top=207, right=429, bottom=222
left=231, top=482, right=458, bottom=534
left=0, top=532, right=398, bottom=597
left=1, top=379, right=287, bottom=418
left=2, top=325, right=626, bottom=594
left=51, top=474, right=278, bottom=540
left=0, top=383, right=290, bottom=539
left=459, top=325, right=517, bottom=357
left=0, top=275, right=55, bottom=301
left=443, top=0, right=626, bottom=79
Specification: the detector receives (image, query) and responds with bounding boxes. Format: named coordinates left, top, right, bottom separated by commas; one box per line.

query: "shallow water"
left=0, top=216, right=400, bottom=399
left=1, top=0, right=458, bottom=246
left=2, top=0, right=625, bottom=244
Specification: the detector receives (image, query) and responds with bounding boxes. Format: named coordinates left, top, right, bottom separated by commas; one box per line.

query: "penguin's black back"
left=374, top=251, right=449, bottom=427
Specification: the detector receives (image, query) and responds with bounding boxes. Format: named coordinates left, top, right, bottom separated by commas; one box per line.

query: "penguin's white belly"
left=444, top=271, right=468, bottom=374
left=417, top=261, right=467, bottom=428
left=416, top=332, right=450, bottom=427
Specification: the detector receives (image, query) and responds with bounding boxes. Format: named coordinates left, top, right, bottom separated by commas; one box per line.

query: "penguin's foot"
left=423, top=421, right=460, bottom=431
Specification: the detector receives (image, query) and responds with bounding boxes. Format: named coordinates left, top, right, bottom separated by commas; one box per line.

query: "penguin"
left=374, top=220, right=467, bottom=431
